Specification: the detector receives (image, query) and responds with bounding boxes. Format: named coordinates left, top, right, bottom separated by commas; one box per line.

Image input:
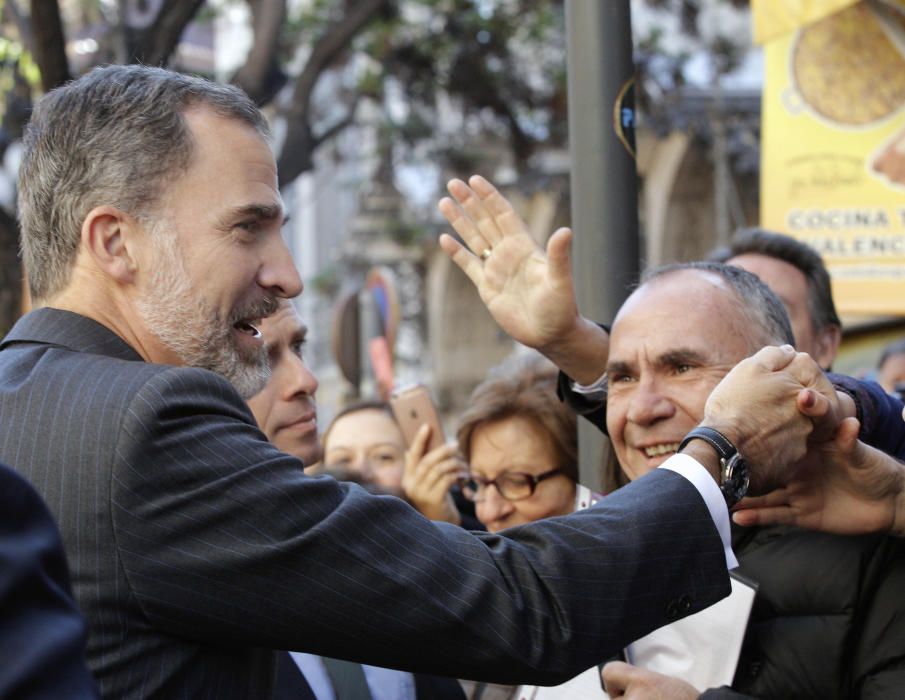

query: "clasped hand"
left=701, top=345, right=843, bottom=493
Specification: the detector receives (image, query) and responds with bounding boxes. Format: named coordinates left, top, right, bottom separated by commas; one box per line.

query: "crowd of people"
left=4, top=63, right=905, bottom=700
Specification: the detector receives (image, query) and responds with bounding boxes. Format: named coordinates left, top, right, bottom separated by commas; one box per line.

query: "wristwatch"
left=678, top=426, right=750, bottom=508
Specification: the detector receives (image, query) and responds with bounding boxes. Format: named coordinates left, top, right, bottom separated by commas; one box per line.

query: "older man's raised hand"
left=438, top=175, right=607, bottom=385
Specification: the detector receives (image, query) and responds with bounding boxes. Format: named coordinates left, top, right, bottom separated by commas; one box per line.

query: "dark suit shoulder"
left=113, top=363, right=274, bottom=486
left=123, top=362, right=259, bottom=427
left=0, top=463, right=99, bottom=698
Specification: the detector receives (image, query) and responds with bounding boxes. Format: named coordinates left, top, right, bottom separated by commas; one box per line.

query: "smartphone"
left=390, top=384, right=446, bottom=452
left=574, top=484, right=602, bottom=511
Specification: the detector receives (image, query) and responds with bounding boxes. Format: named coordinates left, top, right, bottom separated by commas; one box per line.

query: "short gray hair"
left=18, top=64, right=270, bottom=302
left=642, top=261, right=795, bottom=350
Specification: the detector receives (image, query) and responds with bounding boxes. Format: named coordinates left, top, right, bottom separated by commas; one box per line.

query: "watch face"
left=721, top=453, right=750, bottom=508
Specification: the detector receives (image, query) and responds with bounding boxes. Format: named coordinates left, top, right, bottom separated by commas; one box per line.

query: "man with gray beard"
left=134, top=214, right=278, bottom=398
left=0, top=64, right=837, bottom=699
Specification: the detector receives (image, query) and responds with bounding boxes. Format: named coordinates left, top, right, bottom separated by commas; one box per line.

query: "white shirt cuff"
left=660, top=453, right=738, bottom=570
left=571, top=371, right=607, bottom=396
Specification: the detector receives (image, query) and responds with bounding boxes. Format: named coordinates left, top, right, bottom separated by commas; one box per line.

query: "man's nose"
left=258, top=235, right=303, bottom=299
left=284, top=355, right=318, bottom=399
left=625, top=379, right=675, bottom=426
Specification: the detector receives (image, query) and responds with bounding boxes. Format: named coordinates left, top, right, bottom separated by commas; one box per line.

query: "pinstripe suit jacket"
left=0, top=308, right=729, bottom=699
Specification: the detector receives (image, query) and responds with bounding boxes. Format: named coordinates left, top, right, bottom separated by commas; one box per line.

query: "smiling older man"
left=599, top=265, right=905, bottom=697
left=439, top=178, right=905, bottom=697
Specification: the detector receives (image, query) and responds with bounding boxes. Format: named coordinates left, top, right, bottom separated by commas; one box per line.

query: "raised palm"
left=437, top=176, right=578, bottom=351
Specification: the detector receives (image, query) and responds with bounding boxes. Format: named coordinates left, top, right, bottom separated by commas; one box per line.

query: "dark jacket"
left=0, top=462, right=99, bottom=699
left=716, top=525, right=905, bottom=698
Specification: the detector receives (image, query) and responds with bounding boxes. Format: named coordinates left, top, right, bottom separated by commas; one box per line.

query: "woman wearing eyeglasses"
left=451, top=353, right=586, bottom=700
left=455, top=353, right=582, bottom=533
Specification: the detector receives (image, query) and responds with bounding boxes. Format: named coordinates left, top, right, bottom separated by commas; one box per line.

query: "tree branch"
left=129, top=0, right=205, bottom=67
left=231, top=0, right=287, bottom=105
left=29, top=0, right=70, bottom=91
left=276, top=123, right=314, bottom=189
left=4, top=0, right=35, bottom=55
left=277, top=0, right=390, bottom=188
left=312, top=96, right=360, bottom=149
left=286, top=0, right=389, bottom=121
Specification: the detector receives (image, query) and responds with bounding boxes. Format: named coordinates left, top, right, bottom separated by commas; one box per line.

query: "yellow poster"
left=760, top=0, right=905, bottom=314
left=752, top=0, right=859, bottom=44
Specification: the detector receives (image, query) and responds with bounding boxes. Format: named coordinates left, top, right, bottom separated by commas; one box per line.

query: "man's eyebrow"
left=656, top=349, right=709, bottom=367
left=291, top=325, right=308, bottom=344
left=605, top=349, right=709, bottom=376
left=218, top=203, right=286, bottom=226
left=605, top=360, right=633, bottom=376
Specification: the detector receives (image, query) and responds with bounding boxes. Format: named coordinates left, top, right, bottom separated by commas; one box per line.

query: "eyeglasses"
left=460, top=468, right=565, bottom=502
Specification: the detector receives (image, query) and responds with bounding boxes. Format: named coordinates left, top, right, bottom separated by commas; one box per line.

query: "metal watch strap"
left=677, top=426, right=737, bottom=460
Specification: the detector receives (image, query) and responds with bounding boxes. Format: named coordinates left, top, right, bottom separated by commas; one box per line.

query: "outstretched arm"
left=438, top=175, right=608, bottom=385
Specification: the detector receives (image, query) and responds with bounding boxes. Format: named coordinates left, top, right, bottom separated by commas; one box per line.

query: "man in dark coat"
left=1, top=64, right=824, bottom=699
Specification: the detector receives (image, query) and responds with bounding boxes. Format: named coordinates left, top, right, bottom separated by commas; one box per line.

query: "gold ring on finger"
left=480, top=248, right=492, bottom=261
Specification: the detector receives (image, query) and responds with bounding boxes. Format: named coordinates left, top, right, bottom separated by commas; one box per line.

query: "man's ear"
left=814, top=324, right=843, bottom=370
left=80, top=205, right=140, bottom=284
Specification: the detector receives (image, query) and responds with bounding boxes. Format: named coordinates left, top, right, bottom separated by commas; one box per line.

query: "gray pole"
left=566, top=0, right=640, bottom=490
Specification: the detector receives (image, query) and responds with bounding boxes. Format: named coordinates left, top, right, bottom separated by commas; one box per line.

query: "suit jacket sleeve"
left=556, top=323, right=610, bottom=434
left=829, top=373, right=905, bottom=461
left=0, top=463, right=99, bottom=699
left=112, top=367, right=729, bottom=686
left=557, top=369, right=609, bottom=433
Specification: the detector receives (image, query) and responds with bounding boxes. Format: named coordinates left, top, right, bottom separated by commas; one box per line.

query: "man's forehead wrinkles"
left=606, top=347, right=710, bottom=374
